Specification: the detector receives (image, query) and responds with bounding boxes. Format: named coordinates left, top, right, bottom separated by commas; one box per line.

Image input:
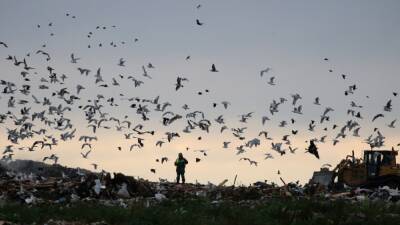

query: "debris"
left=218, top=179, right=228, bottom=187
left=154, top=193, right=167, bottom=201
left=309, top=167, right=335, bottom=187
left=0, top=159, right=399, bottom=207
left=116, top=183, right=130, bottom=198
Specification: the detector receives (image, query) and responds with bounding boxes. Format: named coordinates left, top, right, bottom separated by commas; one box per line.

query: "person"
left=376, top=153, right=382, bottom=176
left=175, top=153, right=188, bottom=184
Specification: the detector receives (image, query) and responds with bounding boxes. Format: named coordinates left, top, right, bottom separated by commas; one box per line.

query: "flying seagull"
left=196, top=19, right=203, bottom=26
left=260, top=67, right=271, bottom=77
left=0, top=41, right=8, bottom=48
left=306, top=140, right=319, bottom=159
left=267, top=76, right=275, bottom=85
left=372, top=113, right=384, bottom=122
left=70, top=54, right=80, bottom=63
left=210, top=64, right=218, bottom=72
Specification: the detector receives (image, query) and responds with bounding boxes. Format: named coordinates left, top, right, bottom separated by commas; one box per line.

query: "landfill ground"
left=1, top=160, right=400, bottom=225
left=2, top=197, right=400, bottom=225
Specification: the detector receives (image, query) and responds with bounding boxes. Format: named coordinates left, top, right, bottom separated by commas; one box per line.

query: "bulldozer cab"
left=364, top=150, right=397, bottom=178
left=312, top=149, right=400, bottom=188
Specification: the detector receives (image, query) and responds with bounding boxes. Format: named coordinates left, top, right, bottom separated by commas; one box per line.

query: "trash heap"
left=0, top=160, right=399, bottom=205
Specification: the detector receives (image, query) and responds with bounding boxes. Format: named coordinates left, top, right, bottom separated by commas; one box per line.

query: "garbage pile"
left=323, top=186, right=400, bottom=202
left=0, top=160, right=399, bottom=205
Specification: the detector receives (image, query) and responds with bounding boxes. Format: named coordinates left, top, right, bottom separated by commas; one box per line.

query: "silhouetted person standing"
left=175, top=153, right=188, bottom=184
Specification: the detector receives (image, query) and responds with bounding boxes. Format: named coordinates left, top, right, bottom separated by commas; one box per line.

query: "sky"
left=0, top=0, right=400, bottom=185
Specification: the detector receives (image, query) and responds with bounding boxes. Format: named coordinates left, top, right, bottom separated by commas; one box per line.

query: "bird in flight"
left=70, top=54, right=80, bottom=63
left=196, top=19, right=204, bottom=26
left=0, top=41, right=8, bottom=48
left=210, top=64, right=218, bottom=72
left=260, top=67, right=271, bottom=77
left=372, top=113, right=384, bottom=122
left=267, top=76, right=276, bottom=85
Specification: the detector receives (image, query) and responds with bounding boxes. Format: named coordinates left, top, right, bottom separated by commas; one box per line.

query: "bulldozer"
left=310, top=149, right=400, bottom=189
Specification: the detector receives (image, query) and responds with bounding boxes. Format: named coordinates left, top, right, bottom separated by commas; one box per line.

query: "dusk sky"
left=1, top=0, right=400, bottom=185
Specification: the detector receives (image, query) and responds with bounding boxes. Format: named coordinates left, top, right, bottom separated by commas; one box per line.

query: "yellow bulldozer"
left=310, top=149, right=400, bottom=189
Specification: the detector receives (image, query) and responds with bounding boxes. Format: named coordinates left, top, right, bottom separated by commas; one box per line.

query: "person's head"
left=178, top=153, right=183, bottom=159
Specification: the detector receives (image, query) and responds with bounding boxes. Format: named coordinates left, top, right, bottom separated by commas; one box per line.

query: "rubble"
left=0, top=160, right=399, bottom=207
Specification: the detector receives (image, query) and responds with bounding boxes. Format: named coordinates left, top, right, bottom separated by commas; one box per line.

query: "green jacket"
left=175, top=158, right=188, bottom=172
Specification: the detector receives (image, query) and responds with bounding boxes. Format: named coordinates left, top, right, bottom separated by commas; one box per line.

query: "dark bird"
left=306, top=140, right=319, bottom=159
left=70, top=53, right=80, bottom=63
left=196, top=19, right=203, bottom=26
left=210, top=64, right=218, bottom=72
left=0, top=41, right=8, bottom=48
left=175, top=77, right=188, bottom=91
left=260, top=67, right=271, bottom=77
left=118, top=58, right=126, bottom=66
left=80, top=150, right=91, bottom=159
left=384, top=100, right=392, bottom=112
left=372, top=113, right=384, bottom=122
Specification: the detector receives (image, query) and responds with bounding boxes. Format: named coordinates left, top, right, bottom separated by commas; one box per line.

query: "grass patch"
left=0, top=198, right=400, bottom=225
